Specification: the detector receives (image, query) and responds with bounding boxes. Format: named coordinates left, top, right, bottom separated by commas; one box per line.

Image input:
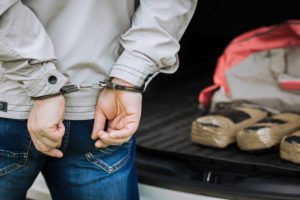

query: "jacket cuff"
left=109, top=51, right=159, bottom=88
left=22, top=62, right=69, bottom=97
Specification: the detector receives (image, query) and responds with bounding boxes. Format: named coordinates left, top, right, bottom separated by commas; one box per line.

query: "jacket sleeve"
left=109, top=0, right=197, bottom=89
left=0, top=0, right=68, bottom=97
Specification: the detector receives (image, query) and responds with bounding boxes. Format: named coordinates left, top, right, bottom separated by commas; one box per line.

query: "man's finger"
left=108, top=124, right=137, bottom=139
left=57, top=121, right=65, bottom=136
left=40, top=122, right=65, bottom=142
left=99, top=131, right=131, bottom=145
left=91, top=108, right=106, bottom=140
left=95, top=139, right=109, bottom=148
left=40, top=136, right=61, bottom=148
left=44, top=122, right=64, bottom=148
left=44, top=148, right=64, bottom=158
left=34, top=139, right=63, bottom=158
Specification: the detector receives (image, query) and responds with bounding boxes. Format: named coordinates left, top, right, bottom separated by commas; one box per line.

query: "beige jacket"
left=0, top=0, right=197, bottom=120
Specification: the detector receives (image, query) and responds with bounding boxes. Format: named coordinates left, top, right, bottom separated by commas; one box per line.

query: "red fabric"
left=199, top=85, right=219, bottom=108
left=279, top=80, right=300, bottom=91
left=199, top=20, right=300, bottom=107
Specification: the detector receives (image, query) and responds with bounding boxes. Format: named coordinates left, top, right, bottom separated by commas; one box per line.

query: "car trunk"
left=135, top=1, right=300, bottom=199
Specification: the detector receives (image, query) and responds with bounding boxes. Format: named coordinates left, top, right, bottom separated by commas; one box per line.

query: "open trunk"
left=135, top=1, right=300, bottom=199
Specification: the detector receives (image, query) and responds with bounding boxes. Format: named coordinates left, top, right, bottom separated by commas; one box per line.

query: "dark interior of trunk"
left=135, top=1, right=300, bottom=199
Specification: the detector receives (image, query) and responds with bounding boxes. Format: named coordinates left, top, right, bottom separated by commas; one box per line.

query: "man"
left=0, top=0, right=197, bottom=199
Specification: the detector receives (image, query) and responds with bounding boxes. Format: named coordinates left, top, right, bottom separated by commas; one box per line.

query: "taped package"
left=280, top=130, right=300, bottom=164
left=191, top=107, right=268, bottom=148
left=237, top=113, right=300, bottom=151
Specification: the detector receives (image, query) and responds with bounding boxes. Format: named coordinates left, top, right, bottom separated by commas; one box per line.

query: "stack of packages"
left=191, top=21, right=300, bottom=164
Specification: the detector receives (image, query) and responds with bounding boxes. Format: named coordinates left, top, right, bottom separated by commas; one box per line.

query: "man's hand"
left=91, top=78, right=142, bottom=148
left=27, top=95, right=66, bottom=158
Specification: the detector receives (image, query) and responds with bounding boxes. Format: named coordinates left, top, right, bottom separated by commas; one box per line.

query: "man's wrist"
left=33, top=95, right=65, bottom=107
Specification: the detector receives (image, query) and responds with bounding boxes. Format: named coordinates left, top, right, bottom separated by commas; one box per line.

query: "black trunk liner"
left=136, top=77, right=300, bottom=173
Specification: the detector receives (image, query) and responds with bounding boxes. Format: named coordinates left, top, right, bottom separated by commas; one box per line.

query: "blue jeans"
left=0, top=118, right=139, bottom=200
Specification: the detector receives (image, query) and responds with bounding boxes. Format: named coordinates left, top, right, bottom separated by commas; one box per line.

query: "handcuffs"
left=30, top=80, right=144, bottom=100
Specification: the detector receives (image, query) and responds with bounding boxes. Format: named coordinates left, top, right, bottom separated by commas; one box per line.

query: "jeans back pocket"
left=0, top=118, right=31, bottom=176
left=85, top=139, right=133, bottom=174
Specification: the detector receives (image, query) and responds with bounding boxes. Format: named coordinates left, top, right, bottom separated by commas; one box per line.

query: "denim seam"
left=60, top=120, right=70, bottom=153
left=98, top=140, right=133, bottom=154
left=0, top=131, right=31, bottom=176
left=85, top=142, right=132, bottom=174
left=23, top=134, right=32, bottom=168
left=0, top=150, right=27, bottom=158
left=0, top=164, right=22, bottom=176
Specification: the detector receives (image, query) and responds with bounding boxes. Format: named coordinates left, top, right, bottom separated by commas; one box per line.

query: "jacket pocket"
left=0, top=118, right=31, bottom=176
left=85, top=139, right=133, bottom=174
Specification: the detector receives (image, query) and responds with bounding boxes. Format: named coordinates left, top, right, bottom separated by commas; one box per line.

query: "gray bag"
left=211, top=46, right=300, bottom=112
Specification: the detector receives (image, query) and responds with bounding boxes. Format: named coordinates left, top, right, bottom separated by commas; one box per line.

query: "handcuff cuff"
left=30, top=80, right=144, bottom=100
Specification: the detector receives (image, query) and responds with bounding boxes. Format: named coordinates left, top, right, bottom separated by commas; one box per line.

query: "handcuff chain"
left=61, top=81, right=143, bottom=94
left=61, top=82, right=105, bottom=94
left=30, top=81, right=143, bottom=100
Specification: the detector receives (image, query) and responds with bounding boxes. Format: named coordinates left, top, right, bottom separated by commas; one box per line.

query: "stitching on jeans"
left=87, top=149, right=130, bottom=174
left=99, top=140, right=133, bottom=154
left=23, top=133, right=32, bottom=168
left=0, top=164, right=22, bottom=176
left=85, top=141, right=132, bottom=174
left=0, top=150, right=27, bottom=158
left=0, top=129, right=31, bottom=176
